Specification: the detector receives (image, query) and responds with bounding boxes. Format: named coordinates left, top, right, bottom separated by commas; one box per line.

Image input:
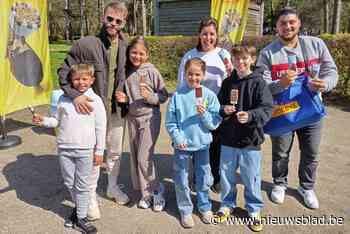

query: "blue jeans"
left=271, top=120, right=322, bottom=190
left=173, top=148, right=213, bottom=216
left=220, top=145, right=263, bottom=214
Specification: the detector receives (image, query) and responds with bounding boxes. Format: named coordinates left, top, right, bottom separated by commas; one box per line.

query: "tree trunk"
left=133, top=0, right=138, bottom=35
left=80, top=0, right=86, bottom=37
left=141, top=0, right=147, bottom=36
left=332, top=0, right=342, bottom=34
left=64, top=0, right=70, bottom=42
left=323, top=0, right=329, bottom=33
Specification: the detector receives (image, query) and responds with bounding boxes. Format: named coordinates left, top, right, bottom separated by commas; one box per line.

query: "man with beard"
left=58, top=1, right=130, bottom=225
left=257, top=7, right=338, bottom=209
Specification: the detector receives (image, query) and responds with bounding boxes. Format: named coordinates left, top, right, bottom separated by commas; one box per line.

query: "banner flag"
left=0, top=0, right=52, bottom=115
left=211, top=0, right=250, bottom=44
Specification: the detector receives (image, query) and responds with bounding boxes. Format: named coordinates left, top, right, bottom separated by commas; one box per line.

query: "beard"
left=279, top=31, right=299, bottom=42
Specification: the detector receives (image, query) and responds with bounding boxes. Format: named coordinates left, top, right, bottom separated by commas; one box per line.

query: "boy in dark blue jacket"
left=217, top=45, right=273, bottom=232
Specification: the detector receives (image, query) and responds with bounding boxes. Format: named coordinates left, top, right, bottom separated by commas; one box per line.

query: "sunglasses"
left=106, top=16, right=125, bottom=26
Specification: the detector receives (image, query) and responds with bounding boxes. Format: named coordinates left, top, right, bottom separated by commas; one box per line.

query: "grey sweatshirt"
left=42, top=88, right=107, bottom=155
left=257, top=36, right=338, bottom=95
left=125, top=63, right=168, bottom=117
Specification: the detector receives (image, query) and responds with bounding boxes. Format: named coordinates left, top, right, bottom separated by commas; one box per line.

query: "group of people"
left=32, top=1, right=338, bottom=234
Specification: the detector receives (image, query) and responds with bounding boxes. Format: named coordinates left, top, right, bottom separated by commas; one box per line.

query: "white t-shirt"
left=177, top=47, right=231, bottom=94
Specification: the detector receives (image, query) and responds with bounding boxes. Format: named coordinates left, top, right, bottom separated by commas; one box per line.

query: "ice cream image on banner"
left=6, top=2, right=43, bottom=87
left=220, top=8, right=242, bottom=45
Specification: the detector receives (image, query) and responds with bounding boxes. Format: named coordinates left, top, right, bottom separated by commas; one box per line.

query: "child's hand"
left=196, top=105, right=206, bottom=116
left=32, top=114, right=44, bottom=125
left=140, top=83, right=151, bottom=99
left=224, top=105, right=236, bottom=115
left=93, top=154, right=103, bottom=166
left=236, top=111, right=249, bottom=124
left=177, top=143, right=188, bottom=150
left=115, top=91, right=128, bottom=103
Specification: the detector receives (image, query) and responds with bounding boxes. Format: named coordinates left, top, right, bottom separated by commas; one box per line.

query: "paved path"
left=0, top=104, right=349, bottom=234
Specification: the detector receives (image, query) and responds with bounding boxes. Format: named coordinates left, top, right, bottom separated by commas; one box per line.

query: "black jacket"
left=218, top=67, right=273, bottom=150
left=58, top=25, right=127, bottom=117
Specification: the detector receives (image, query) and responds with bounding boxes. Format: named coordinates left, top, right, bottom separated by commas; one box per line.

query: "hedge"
left=51, top=34, right=350, bottom=95
left=144, top=34, right=350, bottom=95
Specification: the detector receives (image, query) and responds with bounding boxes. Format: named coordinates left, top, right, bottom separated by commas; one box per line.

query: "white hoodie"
left=42, top=88, right=107, bottom=155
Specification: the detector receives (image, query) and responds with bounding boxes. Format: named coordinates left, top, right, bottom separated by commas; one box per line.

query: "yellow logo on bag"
left=272, top=101, right=300, bottom=118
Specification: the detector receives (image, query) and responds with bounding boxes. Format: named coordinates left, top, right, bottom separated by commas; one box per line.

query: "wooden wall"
left=154, top=0, right=263, bottom=37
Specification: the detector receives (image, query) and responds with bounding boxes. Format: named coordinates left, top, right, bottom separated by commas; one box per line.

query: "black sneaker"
left=210, top=183, right=220, bottom=193
left=64, top=208, right=77, bottom=228
left=75, top=217, right=98, bottom=234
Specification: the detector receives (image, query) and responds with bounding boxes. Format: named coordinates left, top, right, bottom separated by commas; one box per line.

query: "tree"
left=323, top=0, right=330, bottom=33
left=332, top=0, right=342, bottom=34
left=141, top=0, right=147, bottom=36
left=64, top=0, right=71, bottom=42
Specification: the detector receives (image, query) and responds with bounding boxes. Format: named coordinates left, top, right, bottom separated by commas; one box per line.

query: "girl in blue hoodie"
left=165, top=58, right=222, bottom=228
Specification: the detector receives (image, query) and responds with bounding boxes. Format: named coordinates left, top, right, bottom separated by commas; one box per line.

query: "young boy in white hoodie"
left=33, top=64, right=106, bottom=234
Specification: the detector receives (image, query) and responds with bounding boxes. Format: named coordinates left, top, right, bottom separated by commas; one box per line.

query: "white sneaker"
left=200, top=211, right=214, bottom=224
left=297, top=187, right=319, bottom=209
left=138, top=196, right=152, bottom=209
left=87, top=195, right=100, bottom=221
left=270, top=185, right=286, bottom=204
left=106, top=185, right=130, bottom=205
left=180, top=214, right=195, bottom=228
left=153, top=183, right=165, bottom=212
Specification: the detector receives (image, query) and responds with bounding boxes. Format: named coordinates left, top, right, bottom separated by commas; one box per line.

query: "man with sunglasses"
left=257, top=7, right=338, bottom=210
left=58, top=1, right=130, bottom=228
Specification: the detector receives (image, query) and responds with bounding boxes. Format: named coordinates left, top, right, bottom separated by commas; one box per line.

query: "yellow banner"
left=210, top=0, right=249, bottom=44
left=0, top=0, right=52, bottom=116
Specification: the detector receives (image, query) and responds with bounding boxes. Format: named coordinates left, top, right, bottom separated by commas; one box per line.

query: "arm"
left=318, top=39, right=338, bottom=92
left=143, top=69, right=169, bottom=105
left=257, top=51, right=286, bottom=95
left=200, top=94, right=222, bottom=130
left=94, top=98, right=107, bottom=156
left=176, top=55, right=188, bottom=91
left=246, top=81, right=274, bottom=128
left=165, top=96, right=187, bottom=146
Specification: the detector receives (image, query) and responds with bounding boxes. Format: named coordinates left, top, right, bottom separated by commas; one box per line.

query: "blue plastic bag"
left=263, top=74, right=326, bottom=136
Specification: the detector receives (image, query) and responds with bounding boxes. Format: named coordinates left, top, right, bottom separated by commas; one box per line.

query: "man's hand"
left=236, top=111, right=249, bottom=124
left=73, top=95, right=94, bottom=114
left=309, top=78, right=327, bottom=92
left=115, top=91, right=128, bottom=103
left=93, top=154, right=103, bottom=166
left=177, top=143, right=188, bottom=150
left=280, top=70, right=297, bottom=89
left=224, top=105, right=236, bottom=115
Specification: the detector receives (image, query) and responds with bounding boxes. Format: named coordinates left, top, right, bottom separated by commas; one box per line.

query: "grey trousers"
left=58, top=148, right=93, bottom=219
left=127, top=114, right=161, bottom=198
left=271, top=120, right=322, bottom=190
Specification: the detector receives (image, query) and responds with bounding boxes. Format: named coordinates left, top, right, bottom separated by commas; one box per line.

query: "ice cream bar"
left=28, top=105, right=35, bottom=115
left=218, top=49, right=229, bottom=65
left=230, top=89, right=239, bottom=105
left=195, top=87, right=202, bottom=98
left=140, top=74, right=145, bottom=83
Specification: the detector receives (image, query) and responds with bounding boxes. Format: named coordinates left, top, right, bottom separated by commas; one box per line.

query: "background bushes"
left=51, top=34, right=350, bottom=95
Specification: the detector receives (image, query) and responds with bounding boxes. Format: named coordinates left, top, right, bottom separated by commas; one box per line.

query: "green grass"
left=49, top=42, right=177, bottom=92
left=50, top=43, right=71, bottom=89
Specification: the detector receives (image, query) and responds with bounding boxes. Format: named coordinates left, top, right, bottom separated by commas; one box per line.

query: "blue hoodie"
left=165, top=84, right=222, bottom=151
